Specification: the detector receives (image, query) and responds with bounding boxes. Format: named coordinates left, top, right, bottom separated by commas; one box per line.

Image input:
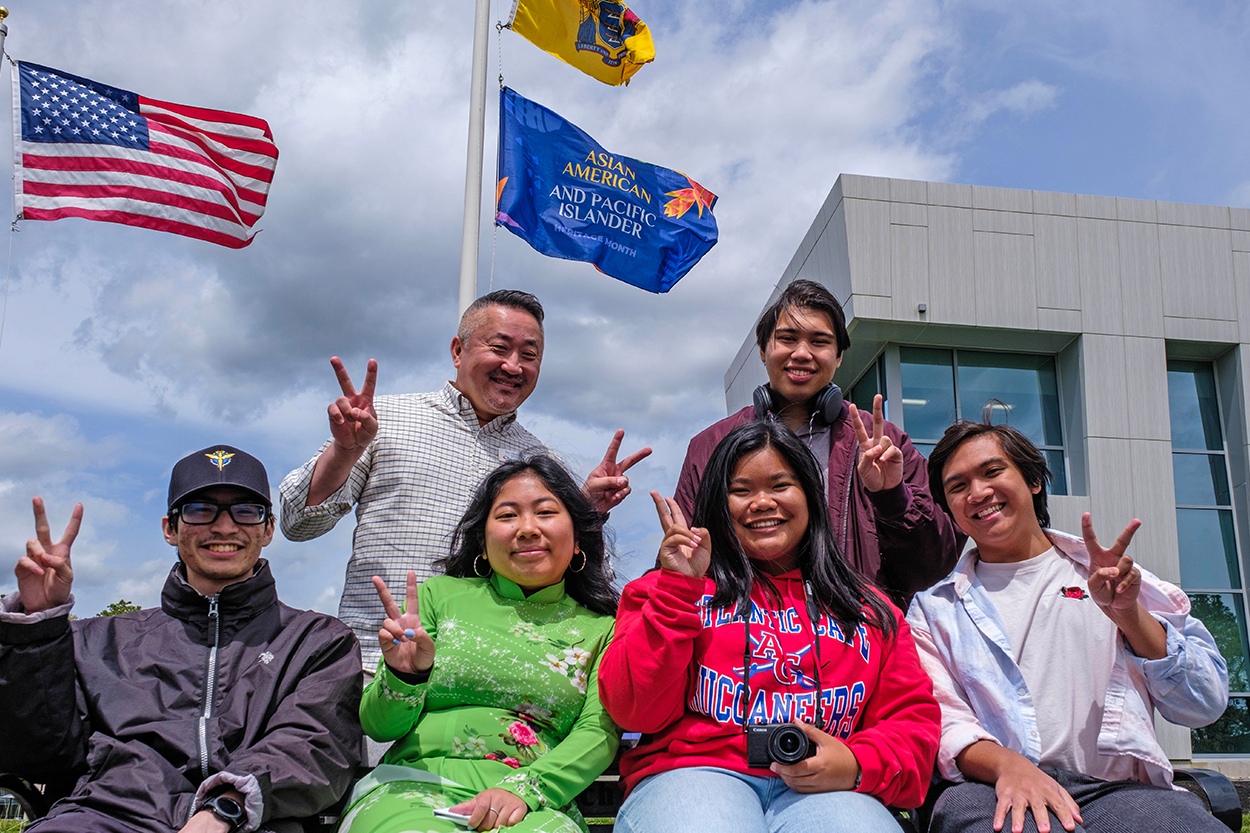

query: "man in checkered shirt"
left=280, top=289, right=649, bottom=671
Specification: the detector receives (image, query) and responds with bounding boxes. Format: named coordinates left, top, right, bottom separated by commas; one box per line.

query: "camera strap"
left=740, top=580, right=826, bottom=733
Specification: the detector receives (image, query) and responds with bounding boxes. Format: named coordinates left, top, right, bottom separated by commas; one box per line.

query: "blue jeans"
left=616, top=766, right=905, bottom=833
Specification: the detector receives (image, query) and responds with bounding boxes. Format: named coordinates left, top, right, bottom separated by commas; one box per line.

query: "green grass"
left=0, top=820, right=27, bottom=833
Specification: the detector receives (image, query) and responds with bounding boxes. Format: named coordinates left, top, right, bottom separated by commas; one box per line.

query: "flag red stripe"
left=21, top=205, right=253, bottom=248
left=141, top=96, right=274, bottom=138
left=23, top=180, right=254, bottom=227
left=150, top=124, right=276, bottom=185
left=22, top=152, right=262, bottom=221
left=144, top=107, right=279, bottom=158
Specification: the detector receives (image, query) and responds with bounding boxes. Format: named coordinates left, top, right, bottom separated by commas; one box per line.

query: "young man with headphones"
left=674, top=279, right=963, bottom=605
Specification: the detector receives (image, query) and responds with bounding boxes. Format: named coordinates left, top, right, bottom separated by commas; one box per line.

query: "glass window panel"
left=900, top=347, right=955, bottom=442
left=1172, top=453, right=1232, bottom=506
left=1167, top=361, right=1224, bottom=451
left=1044, top=450, right=1067, bottom=497
left=1192, top=696, right=1250, bottom=755
left=957, top=353, right=1063, bottom=448
left=1189, top=594, right=1250, bottom=692
left=849, top=359, right=882, bottom=414
left=1177, top=509, right=1242, bottom=589
left=913, top=442, right=935, bottom=460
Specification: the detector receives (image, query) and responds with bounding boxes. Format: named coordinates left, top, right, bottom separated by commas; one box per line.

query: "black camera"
left=745, top=723, right=815, bottom=767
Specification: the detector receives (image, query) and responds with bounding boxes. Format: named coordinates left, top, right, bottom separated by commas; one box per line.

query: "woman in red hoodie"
left=599, top=421, right=940, bottom=833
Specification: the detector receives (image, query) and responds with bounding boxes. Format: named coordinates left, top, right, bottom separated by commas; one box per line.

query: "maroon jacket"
left=674, top=404, right=964, bottom=606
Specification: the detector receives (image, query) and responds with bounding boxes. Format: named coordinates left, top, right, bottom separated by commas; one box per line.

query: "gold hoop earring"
left=474, top=554, right=491, bottom=577
left=570, top=551, right=587, bottom=573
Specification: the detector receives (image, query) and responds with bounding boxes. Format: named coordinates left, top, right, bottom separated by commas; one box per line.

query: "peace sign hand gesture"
left=651, top=491, right=711, bottom=580
left=849, top=394, right=904, bottom=493
left=372, top=571, right=436, bottom=676
left=583, top=429, right=653, bottom=513
left=328, top=356, right=378, bottom=457
left=17, top=497, right=81, bottom=614
left=1082, top=512, right=1143, bottom=614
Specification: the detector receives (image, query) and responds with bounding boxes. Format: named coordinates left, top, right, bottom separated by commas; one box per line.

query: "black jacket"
left=0, top=560, right=362, bottom=832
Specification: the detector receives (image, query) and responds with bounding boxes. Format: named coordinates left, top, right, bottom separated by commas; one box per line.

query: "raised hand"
left=583, top=429, right=652, bottom=513
left=17, top=497, right=81, bottom=613
left=1082, top=512, right=1142, bottom=614
left=328, top=356, right=378, bottom=457
left=651, top=491, right=711, bottom=580
left=372, top=570, right=435, bottom=676
left=849, top=395, right=903, bottom=493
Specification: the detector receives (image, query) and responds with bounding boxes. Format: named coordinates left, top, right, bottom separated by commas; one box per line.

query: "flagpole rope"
left=0, top=50, right=15, bottom=356
left=488, top=20, right=506, bottom=293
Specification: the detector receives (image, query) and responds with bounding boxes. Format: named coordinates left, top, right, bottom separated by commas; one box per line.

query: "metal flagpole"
left=457, top=0, right=492, bottom=317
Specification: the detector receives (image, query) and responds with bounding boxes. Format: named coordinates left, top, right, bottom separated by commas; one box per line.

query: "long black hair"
left=692, top=421, right=896, bottom=639
left=438, top=455, right=618, bottom=616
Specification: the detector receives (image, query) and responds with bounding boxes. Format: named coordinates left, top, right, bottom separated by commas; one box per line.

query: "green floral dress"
left=338, top=573, right=619, bottom=833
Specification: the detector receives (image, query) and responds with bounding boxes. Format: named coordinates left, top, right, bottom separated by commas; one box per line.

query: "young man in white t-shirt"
left=907, top=421, right=1230, bottom=833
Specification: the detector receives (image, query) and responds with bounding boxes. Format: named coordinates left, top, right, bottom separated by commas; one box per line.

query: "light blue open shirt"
left=906, top=530, right=1229, bottom=787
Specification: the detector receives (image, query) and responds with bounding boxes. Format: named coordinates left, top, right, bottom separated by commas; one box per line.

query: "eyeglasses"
left=173, top=502, right=269, bottom=525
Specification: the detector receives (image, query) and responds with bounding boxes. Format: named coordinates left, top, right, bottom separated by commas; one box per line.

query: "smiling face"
left=727, top=445, right=810, bottom=576
left=760, top=306, right=844, bottom=416
left=451, top=305, right=543, bottom=425
left=939, top=434, right=1050, bottom=563
left=163, top=486, right=273, bottom=597
left=484, top=471, right=578, bottom=593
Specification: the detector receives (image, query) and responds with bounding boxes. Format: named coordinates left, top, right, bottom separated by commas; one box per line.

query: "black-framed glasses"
left=173, top=502, right=269, bottom=525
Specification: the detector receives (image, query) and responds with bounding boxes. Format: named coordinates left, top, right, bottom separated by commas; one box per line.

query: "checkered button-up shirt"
left=280, top=382, right=548, bottom=668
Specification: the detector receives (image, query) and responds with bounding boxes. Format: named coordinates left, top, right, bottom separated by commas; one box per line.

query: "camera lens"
left=768, top=724, right=809, bottom=765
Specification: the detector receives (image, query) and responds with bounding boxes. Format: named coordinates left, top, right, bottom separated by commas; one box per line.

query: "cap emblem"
left=206, top=450, right=235, bottom=471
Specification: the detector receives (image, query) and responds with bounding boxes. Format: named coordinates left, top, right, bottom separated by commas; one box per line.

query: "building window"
left=848, top=355, right=886, bottom=418
left=1169, top=360, right=1250, bottom=755
left=895, top=347, right=1067, bottom=495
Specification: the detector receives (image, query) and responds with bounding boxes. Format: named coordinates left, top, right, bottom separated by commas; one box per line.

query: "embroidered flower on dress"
left=502, top=756, right=522, bottom=769
left=544, top=653, right=569, bottom=673
left=508, top=721, right=540, bottom=746
left=464, top=736, right=489, bottom=757
left=563, top=646, right=592, bottom=666
left=570, top=668, right=588, bottom=694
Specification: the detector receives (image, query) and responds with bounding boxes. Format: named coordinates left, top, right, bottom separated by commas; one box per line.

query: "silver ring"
left=487, top=808, right=499, bottom=815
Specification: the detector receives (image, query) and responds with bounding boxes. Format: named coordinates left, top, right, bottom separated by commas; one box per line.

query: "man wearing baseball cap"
left=0, top=445, right=363, bottom=833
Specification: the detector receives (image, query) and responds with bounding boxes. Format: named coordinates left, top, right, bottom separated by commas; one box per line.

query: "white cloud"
left=965, top=79, right=1061, bottom=126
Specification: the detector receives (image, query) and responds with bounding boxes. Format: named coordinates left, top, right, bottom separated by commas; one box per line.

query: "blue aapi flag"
left=495, top=87, right=718, bottom=294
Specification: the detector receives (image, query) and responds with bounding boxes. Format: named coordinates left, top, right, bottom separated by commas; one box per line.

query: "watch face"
left=207, top=795, right=245, bottom=825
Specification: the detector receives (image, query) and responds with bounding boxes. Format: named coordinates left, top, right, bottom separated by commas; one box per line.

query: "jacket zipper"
left=191, top=594, right=221, bottom=823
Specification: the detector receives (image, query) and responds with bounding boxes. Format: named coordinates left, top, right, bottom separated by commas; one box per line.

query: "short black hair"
left=754, top=279, right=850, bottom=357
left=438, top=455, right=618, bottom=616
left=458, top=289, right=545, bottom=342
left=927, top=421, right=1052, bottom=529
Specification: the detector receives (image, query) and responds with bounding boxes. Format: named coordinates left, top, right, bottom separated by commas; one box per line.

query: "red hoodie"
left=599, top=567, right=940, bottom=808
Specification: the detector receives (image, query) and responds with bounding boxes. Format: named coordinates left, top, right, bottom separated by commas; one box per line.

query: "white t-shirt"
left=976, top=548, right=1137, bottom=782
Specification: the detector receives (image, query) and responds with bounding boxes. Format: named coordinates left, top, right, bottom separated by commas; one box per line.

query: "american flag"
left=13, top=61, right=278, bottom=249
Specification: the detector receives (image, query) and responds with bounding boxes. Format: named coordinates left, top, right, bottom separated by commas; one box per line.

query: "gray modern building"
left=726, top=173, right=1250, bottom=773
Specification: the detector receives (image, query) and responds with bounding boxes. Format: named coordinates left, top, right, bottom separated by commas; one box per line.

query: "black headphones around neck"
left=752, top=383, right=843, bottom=427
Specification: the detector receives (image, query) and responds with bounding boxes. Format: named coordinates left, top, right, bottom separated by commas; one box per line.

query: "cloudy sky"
left=2, top=0, right=1248, bottom=618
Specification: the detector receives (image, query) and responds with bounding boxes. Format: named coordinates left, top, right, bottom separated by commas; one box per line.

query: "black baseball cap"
left=167, top=445, right=272, bottom=512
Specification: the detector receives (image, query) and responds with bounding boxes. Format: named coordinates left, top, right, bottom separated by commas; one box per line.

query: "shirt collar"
left=489, top=571, right=567, bottom=604
left=439, top=381, right=518, bottom=430
left=944, top=528, right=1088, bottom=597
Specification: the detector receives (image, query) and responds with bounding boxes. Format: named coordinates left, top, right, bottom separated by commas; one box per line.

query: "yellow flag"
left=507, top=0, right=655, bottom=86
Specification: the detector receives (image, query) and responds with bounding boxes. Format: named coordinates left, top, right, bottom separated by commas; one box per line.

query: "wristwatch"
left=201, top=794, right=246, bottom=832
